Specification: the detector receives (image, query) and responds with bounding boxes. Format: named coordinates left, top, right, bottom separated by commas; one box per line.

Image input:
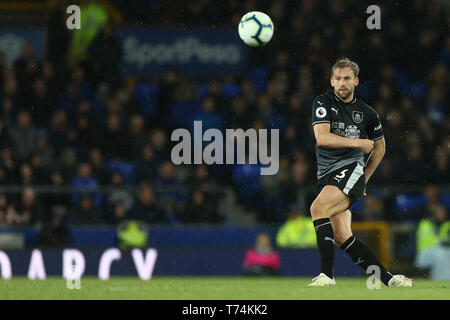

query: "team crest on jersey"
left=345, top=125, right=360, bottom=138
left=352, top=111, right=364, bottom=123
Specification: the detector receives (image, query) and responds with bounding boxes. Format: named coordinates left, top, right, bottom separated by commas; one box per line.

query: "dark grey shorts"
left=316, top=162, right=366, bottom=206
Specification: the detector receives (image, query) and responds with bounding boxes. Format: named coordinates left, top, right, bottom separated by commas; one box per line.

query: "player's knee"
left=334, top=232, right=350, bottom=246
left=310, top=199, right=327, bottom=219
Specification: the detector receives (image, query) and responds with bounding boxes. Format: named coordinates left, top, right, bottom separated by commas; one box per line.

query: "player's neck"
left=333, top=91, right=355, bottom=103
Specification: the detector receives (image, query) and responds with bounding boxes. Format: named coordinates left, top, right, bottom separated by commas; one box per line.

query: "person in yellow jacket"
left=276, top=204, right=317, bottom=248
left=70, top=0, right=109, bottom=62
left=416, top=204, right=450, bottom=251
left=118, top=220, right=148, bottom=249
left=415, top=204, right=450, bottom=280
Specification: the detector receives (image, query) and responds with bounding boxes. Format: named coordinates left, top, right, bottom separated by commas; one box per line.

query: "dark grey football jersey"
left=311, top=91, right=384, bottom=179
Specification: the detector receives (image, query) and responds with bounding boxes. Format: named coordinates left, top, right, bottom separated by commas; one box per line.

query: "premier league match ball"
left=238, top=11, right=274, bottom=47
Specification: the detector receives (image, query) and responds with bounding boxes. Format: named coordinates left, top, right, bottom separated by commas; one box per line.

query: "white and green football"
left=238, top=11, right=274, bottom=47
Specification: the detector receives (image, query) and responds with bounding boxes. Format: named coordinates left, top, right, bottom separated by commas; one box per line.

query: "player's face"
left=331, top=67, right=359, bottom=101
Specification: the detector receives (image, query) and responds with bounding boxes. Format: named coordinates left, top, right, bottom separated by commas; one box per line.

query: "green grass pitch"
left=0, top=277, right=449, bottom=300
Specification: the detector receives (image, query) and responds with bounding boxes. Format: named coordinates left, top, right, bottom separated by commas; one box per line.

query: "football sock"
left=341, top=235, right=393, bottom=286
left=313, top=218, right=335, bottom=279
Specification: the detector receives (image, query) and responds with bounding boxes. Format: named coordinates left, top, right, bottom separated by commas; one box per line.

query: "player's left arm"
left=364, top=137, right=385, bottom=183
left=364, top=110, right=385, bottom=184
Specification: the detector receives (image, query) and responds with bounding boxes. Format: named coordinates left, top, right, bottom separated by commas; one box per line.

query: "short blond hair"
left=331, top=58, right=360, bottom=77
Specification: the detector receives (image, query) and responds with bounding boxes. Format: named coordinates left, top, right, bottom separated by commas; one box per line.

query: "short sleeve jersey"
left=311, top=91, right=384, bottom=179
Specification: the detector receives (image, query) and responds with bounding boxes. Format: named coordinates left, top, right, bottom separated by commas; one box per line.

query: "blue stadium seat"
left=357, top=82, right=373, bottom=99
left=250, top=67, right=267, bottom=93
left=171, top=101, right=201, bottom=128
left=401, top=82, right=425, bottom=100
left=134, top=83, right=158, bottom=119
left=197, top=83, right=210, bottom=98
left=439, top=194, right=450, bottom=210
left=108, top=161, right=135, bottom=185
left=394, top=194, right=426, bottom=219
left=350, top=198, right=365, bottom=213
left=221, top=83, right=241, bottom=99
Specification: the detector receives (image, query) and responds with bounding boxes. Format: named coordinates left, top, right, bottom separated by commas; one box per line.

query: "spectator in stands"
left=72, top=162, right=101, bottom=207
left=154, top=161, right=186, bottom=206
left=128, top=114, right=147, bottom=159
left=70, top=194, right=104, bottom=225
left=37, top=213, right=73, bottom=248
left=415, top=204, right=450, bottom=280
left=87, top=22, right=123, bottom=89
left=14, top=42, right=39, bottom=99
left=106, top=202, right=128, bottom=225
left=355, top=194, right=385, bottom=222
left=413, top=184, right=441, bottom=221
left=100, top=113, right=131, bottom=160
left=0, top=194, right=10, bottom=226
left=18, top=163, right=36, bottom=186
left=280, top=154, right=311, bottom=206
left=30, top=152, right=50, bottom=185
left=8, top=111, right=39, bottom=161
left=242, top=233, right=281, bottom=276
left=180, top=190, right=223, bottom=224
left=88, top=147, right=109, bottom=184
left=46, top=170, right=70, bottom=222
left=69, top=0, right=109, bottom=62
left=133, top=144, right=157, bottom=184
left=11, top=187, right=44, bottom=226
left=104, top=171, right=134, bottom=224
left=276, top=204, right=316, bottom=249
left=192, top=96, right=224, bottom=132
left=128, top=182, right=167, bottom=224
left=150, top=129, right=169, bottom=164
left=233, top=156, right=263, bottom=213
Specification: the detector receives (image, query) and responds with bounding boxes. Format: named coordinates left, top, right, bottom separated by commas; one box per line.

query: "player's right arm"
left=311, top=95, right=373, bottom=153
left=313, top=123, right=373, bottom=153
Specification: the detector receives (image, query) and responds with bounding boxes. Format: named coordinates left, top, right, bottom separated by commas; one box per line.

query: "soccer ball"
left=238, top=11, right=274, bottom=47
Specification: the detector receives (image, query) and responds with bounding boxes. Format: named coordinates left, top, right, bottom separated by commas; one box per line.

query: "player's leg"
left=332, top=210, right=410, bottom=286
left=330, top=209, right=353, bottom=246
left=309, top=185, right=350, bottom=281
left=310, top=185, right=351, bottom=220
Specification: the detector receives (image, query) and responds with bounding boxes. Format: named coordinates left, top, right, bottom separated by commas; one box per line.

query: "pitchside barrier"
left=0, top=247, right=363, bottom=279
left=0, top=225, right=390, bottom=279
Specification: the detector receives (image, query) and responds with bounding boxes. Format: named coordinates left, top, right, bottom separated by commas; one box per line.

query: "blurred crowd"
left=0, top=0, right=449, bottom=228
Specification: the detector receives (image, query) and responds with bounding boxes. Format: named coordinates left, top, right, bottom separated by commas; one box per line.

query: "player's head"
left=330, top=58, right=359, bottom=101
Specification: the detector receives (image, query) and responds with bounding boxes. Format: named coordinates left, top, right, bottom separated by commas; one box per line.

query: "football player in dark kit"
left=308, top=58, right=412, bottom=287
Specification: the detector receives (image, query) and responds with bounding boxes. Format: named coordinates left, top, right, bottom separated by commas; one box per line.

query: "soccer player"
left=308, top=58, right=412, bottom=287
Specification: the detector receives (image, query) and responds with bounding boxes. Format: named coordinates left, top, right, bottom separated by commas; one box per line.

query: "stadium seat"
left=197, top=83, right=210, bottom=98
left=250, top=67, right=267, bottom=93
left=134, top=83, right=158, bottom=119
left=171, top=101, right=201, bottom=128
left=394, top=194, right=426, bottom=219
left=357, top=82, right=373, bottom=99
left=221, top=83, right=241, bottom=99
left=401, top=83, right=425, bottom=100
left=108, top=161, right=135, bottom=185
left=350, top=198, right=365, bottom=213
left=439, top=194, right=450, bottom=210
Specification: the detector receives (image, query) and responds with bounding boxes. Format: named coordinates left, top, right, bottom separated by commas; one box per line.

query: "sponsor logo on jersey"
left=352, top=111, right=364, bottom=124
left=345, top=125, right=361, bottom=138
